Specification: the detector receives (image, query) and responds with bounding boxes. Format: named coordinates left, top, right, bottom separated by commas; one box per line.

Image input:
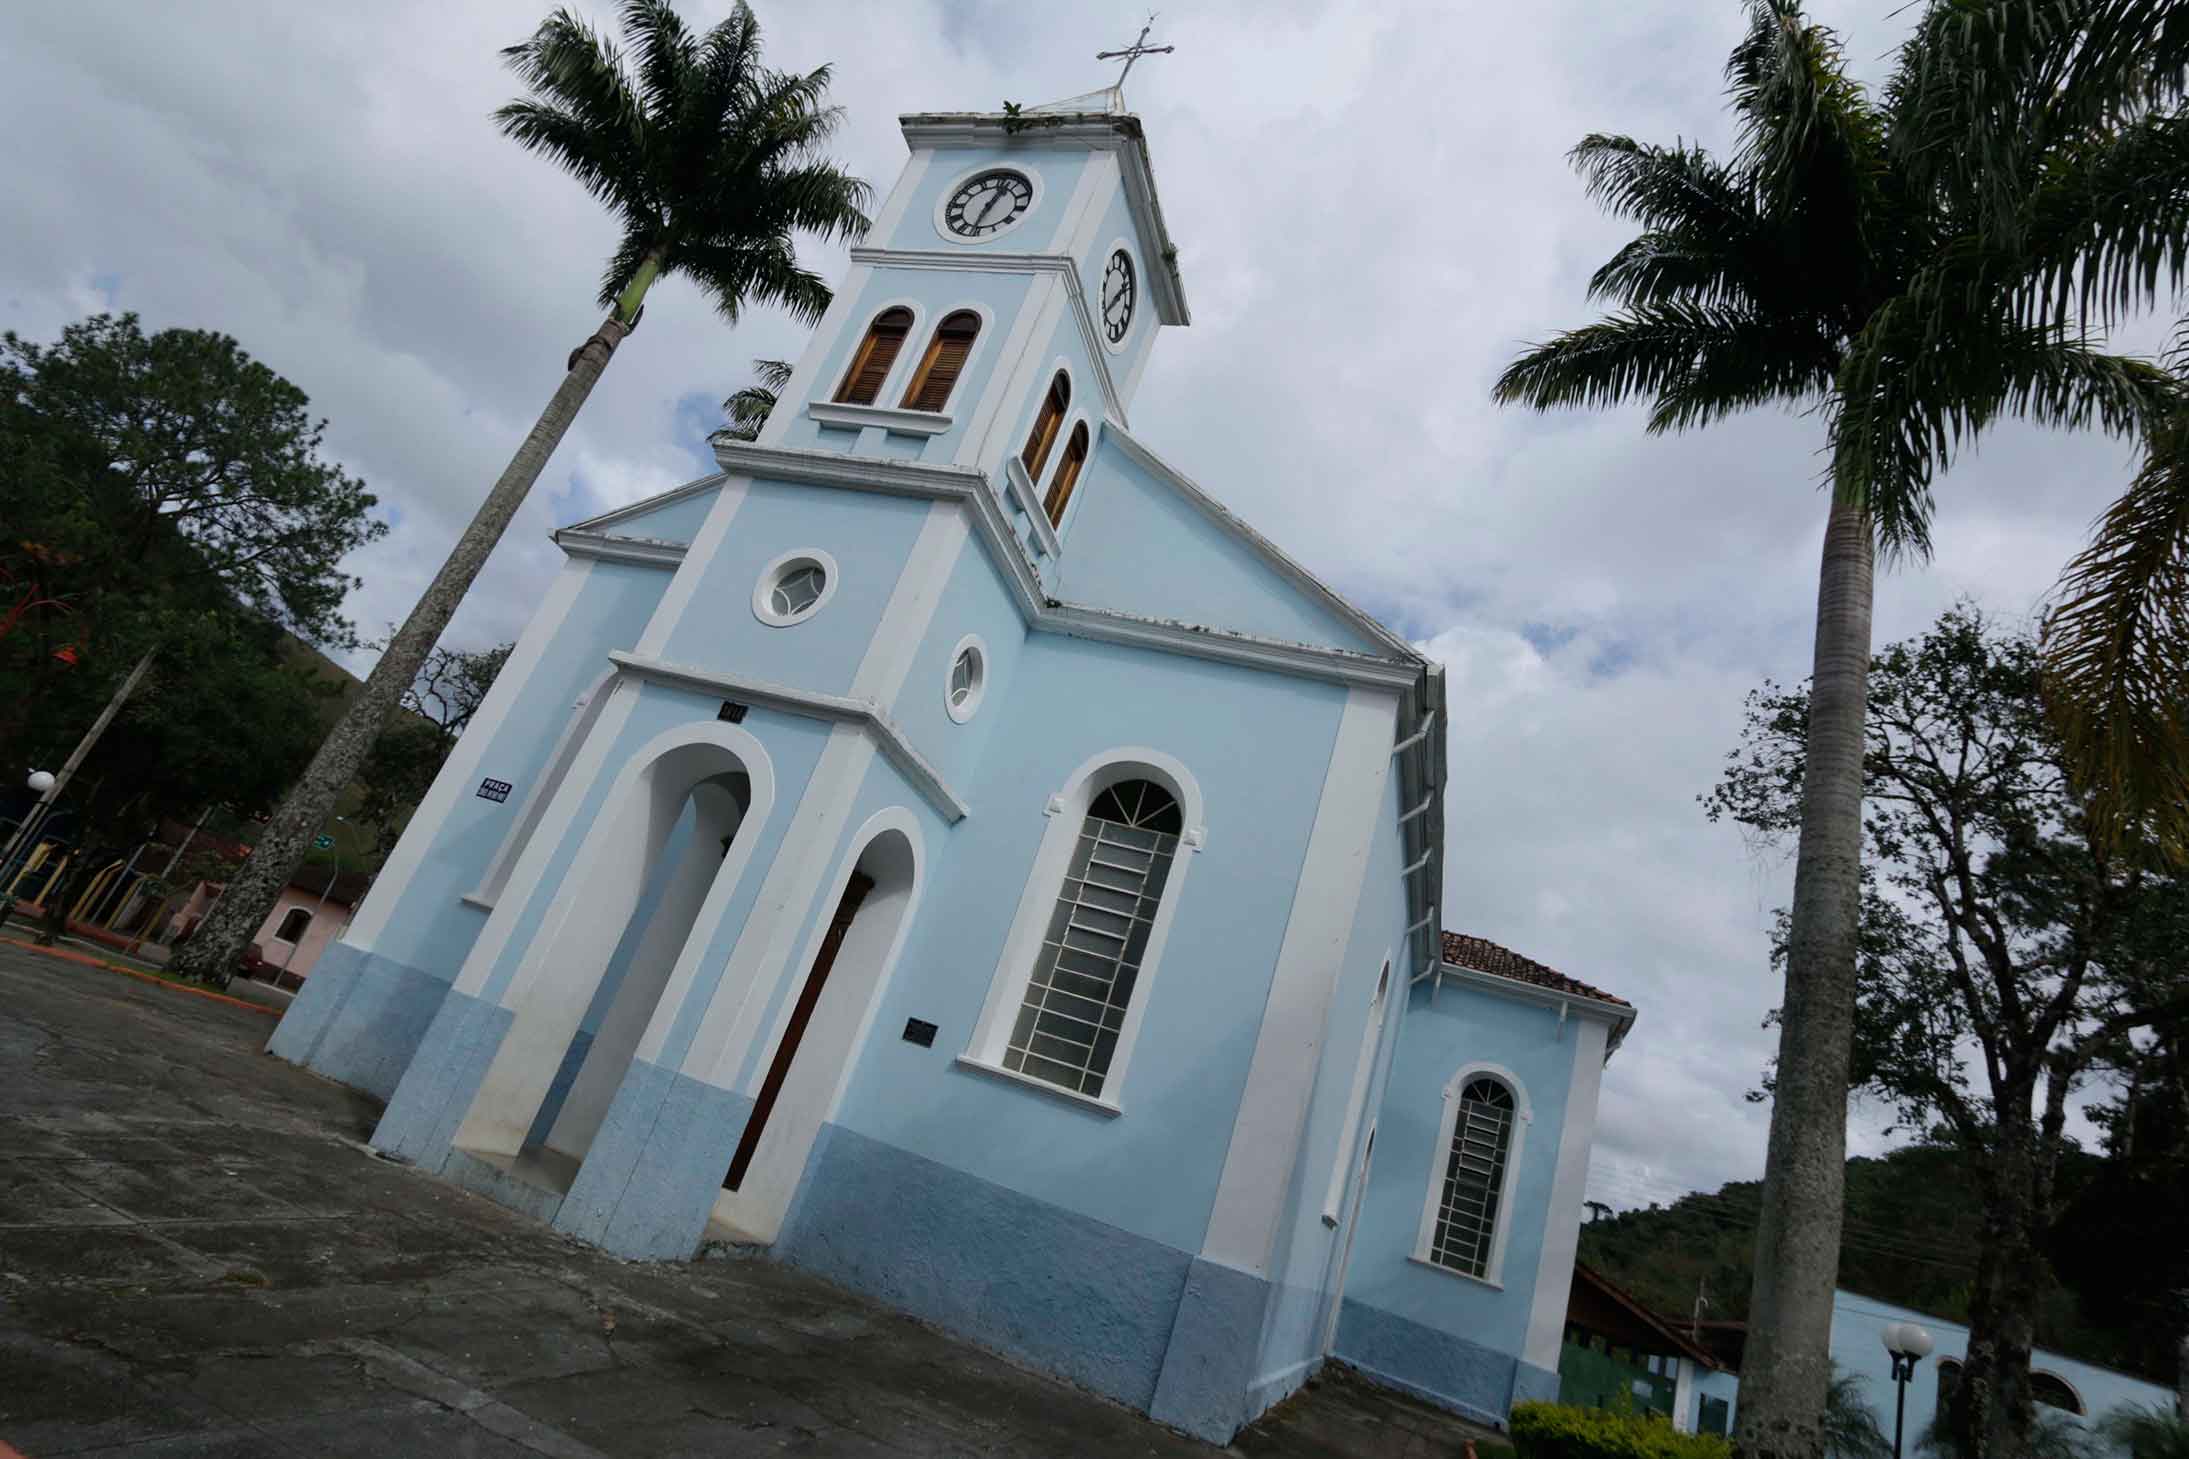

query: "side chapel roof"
left=1441, top=931, right=1630, bottom=1009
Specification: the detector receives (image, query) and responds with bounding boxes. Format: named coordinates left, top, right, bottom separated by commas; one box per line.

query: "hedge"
left=1510, top=1401, right=1732, bottom=1459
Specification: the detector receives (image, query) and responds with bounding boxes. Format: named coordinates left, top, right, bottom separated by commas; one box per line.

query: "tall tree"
left=1708, top=606, right=2189, bottom=1458
left=175, top=0, right=870, bottom=982
left=0, top=314, right=381, bottom=766
left=1493, top=5, right=2175, bottom=1453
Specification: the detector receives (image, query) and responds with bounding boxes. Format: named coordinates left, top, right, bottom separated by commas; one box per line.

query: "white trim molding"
left=607, top=651, right=967, bottom=824
left=961, top=746, right=1208, bottom=1112
left=1524, top=1018, right=1611, bottom=1371
left=553, top=531, right=688, bottom=570
left=1322, top=954, right=1394, bottom=1228
left=805, top=401, right=951, bottom=437
left=1003, top=455, right=1062, bottom=559
left=465, top=667, right=617, bottom=910
left=1413, top=1061, right=1533, bottom=1291
left=562, top=473, right=726, bottom=536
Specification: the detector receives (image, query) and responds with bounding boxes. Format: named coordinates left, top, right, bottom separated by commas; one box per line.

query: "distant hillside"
left=1576, top=1143, right=2161, bottom=1381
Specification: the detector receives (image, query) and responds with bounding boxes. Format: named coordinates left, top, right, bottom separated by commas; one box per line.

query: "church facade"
left=267, top=96, right=1635, bottom=1440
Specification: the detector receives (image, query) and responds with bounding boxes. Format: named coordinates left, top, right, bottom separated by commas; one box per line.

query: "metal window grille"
left=1430, top=1077, right=1514, bottom=1278
left=1003, top=779, right=1182, bottom=1099
left=770, top=563, right=826, bottom=618
left=949, top=648, right=981, bottom=708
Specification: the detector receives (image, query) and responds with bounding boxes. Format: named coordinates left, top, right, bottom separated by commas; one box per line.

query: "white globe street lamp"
left=1882, top=1322, right=1935, bottom=1458
left=26, top=770, right=55, bottom=795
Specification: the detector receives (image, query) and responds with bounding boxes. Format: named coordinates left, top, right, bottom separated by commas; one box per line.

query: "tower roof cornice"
left=896, top=111, right=1188, bottom=327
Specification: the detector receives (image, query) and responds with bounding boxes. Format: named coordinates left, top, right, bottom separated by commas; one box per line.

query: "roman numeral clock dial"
left=943, top=169, right=1033, bottom=238
left=1101, top=250, right=1136, bottom=346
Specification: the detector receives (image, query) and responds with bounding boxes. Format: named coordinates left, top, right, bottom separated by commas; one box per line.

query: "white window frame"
left=1412, top=1061, right=1531, bottom=1288
left=752, top=547, right=841, bottom=628
left=464, top=669, right=616, bottom=911
left=945, top=634, right=988, bottom=724
left=1323, top=955, right=1393, bottom=1226
left=826, top=298, right=925, bottom=411
left=959, top=747, right=1207, bottom=1114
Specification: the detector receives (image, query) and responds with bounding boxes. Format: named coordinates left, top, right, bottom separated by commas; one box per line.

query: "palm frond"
left=718, top=356, right=792, bottom=441
left=1494, top=302, right=1835, bottom=427
left=1830, top=281, right=2172, bottom=555
left=2021, top=110, right=2189, bottom=331
left=1725, top=0, right=1890, bottom=228
left=674, top=237, right=833, bottom=326
left=2043, top=412, right=2189, bottom=862
left=495, top=9, right=653, bottom=225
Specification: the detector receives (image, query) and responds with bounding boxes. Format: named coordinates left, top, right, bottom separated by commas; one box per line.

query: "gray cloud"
left=2, top=0, right=2157, bottom=1207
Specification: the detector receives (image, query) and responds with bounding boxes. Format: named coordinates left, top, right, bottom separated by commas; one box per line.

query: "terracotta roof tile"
left=1440, top=931, right=1630, bottom=1008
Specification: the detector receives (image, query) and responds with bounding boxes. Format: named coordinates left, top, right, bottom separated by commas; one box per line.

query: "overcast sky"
left=2, top=1, right=2158, bottom=1214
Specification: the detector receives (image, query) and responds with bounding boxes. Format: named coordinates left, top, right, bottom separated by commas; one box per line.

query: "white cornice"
left=608, top=651, right=967, bottom=824
left=1438, top=961, right=1637, bottom=1037
left=1103, top=426, right=1422, bottom=663
left=706, top=441, right=1427, bottom=693
left=553, top=531, right=688, bottom=569
left=805, top=400, right=952, bottom=436
left=1003, top=455, right=1061, bottom=560
left=895, top=112, right=1188, bottom=325
left=850, top=248, right=1125, bottom=423
left=562, top=473, right=727, bottom=535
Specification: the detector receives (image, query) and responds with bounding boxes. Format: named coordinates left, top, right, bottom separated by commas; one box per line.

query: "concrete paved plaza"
left=0, top=944, right=1493, bottom=1457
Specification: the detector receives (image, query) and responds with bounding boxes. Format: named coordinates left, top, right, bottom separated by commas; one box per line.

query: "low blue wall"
left=555, top=1057, right=754, bottom=1259
left=265, top=941, right=451, bottom=1101
left=1333, top=1297, right=1528, bottom=1428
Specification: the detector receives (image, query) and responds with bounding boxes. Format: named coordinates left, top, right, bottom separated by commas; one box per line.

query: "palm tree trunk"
left=171, top=316, right=633, bottom=982
left=1733, top=497, right=1874, bottom=1459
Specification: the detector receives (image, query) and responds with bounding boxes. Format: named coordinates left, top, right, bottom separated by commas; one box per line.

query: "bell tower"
left=751, top=92, right=1190, bottom=497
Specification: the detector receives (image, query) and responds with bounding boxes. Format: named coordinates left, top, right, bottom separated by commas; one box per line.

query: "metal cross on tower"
left=1096, top=16, right=1174, bottom=94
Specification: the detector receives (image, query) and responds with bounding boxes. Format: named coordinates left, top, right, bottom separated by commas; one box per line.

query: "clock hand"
left=978, top=186, right=1008, bottom=226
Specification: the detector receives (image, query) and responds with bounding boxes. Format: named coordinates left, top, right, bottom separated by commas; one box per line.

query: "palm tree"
left=718, top=356, right=794, bottom=441
left=1822, top=1366, right=1891, bottom=1459
left=175, top=0, right=868, bottom=983
left=1884, top=0, right=2189, bottom=865
left=1493, top=4, right=2171, bottom=1455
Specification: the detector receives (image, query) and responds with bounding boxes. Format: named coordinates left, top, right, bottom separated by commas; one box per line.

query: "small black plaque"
left=902, top=1017, right=938, bottom=1048
left=477, top=778, right=513, bottom=803
left=717, top=701, right=747, bottom=723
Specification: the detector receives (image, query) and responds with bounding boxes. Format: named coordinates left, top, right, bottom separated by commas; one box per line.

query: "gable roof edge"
left=1100, top=425, right=1422, bottom=664
left=561, top=472, right=727, bottom=536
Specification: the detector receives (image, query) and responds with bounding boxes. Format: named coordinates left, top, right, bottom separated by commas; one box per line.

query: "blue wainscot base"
left=265, top=941, right=454, bottom=1101
left=553, top=1059, right=753, bottom=1259
left=1332, top=1299, right=1553, bottom=1429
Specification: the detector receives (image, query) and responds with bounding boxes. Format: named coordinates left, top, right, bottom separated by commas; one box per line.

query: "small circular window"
left=753, top=548, right=839, bottom=627
left=946, top=635, right=987, bottom=723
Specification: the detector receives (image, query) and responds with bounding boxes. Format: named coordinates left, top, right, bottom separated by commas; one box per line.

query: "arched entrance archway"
left=452, top=728, right=768, bottom=1166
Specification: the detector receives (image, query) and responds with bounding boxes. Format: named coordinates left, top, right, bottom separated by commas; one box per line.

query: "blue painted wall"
left=655, top=478, right=928, bottom=697
left=882, top=145, right=1092, bottom=258
left=364, top=557, right=672, bottom=982
left=1333, top=978, right=1585, bottom=1417
left=828, top=634, right=1348, bottom=1258
left=1050, top=438, right=1387, bottom=654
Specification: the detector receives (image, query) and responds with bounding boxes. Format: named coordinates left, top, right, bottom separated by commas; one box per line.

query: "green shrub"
left=1510, top=1401, right=1733, bottom=1459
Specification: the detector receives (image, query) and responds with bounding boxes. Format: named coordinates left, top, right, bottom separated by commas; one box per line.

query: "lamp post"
left=1882, top=1321, right=1934, bottom=1459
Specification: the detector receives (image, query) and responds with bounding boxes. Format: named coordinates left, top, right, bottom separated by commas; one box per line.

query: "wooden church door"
left=723, top=871, right=875, bottom=1190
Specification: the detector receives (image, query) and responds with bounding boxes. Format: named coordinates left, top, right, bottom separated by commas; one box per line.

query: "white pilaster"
left=344, top=557, right=594, bottom=951
left=1523, top=1015, right=1611, bottom=1371
left=1199, top=688, right=1398, bottom=1275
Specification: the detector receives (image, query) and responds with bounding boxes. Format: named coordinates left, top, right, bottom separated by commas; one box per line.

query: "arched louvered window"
left=833, top=307, right=913, bottom=406
left=900, top=311, right=980, bottom=413
left=1043, top=422, right=1089, bottom=526
left=1001, top=778, right=1182, bottom=1099
left=1020, top=370, right=1071, bottom=480
left=1428, top=1076, right=1517, bottom=1279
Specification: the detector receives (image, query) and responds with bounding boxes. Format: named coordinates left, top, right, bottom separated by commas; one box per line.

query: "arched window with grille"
left=2029, top=1372, right=2084, bottom=1416
left=900, top=310, right=980, bottom=412
left=275, top=907, right=312, bottom=944
left=1043, top=421, right=1089, bottom=526
left=1416, top=1066, right=1530, bottom=1284
left=1020, top=370, right=1071, bottom=480
left=833, top=307, right=913, bottom=406
left=1000, top=779, right=1182, bottom=1100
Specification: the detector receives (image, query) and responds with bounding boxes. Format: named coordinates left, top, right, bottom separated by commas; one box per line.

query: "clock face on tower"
left=943, top=170, right=1033, bottom=239
left=1101, top=249, right=1136, bottom=346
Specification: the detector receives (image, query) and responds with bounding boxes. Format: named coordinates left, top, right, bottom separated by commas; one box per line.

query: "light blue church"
left=268, top=89, right=1636, bottom=1441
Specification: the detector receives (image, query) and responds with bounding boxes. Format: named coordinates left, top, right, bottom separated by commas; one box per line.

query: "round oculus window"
left=946, top=636, right=987, bottom=723
left=753, top=549, right=839, bottom=626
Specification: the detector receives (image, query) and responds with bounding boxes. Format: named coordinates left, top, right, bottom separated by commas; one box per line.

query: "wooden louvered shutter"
left=902, top=312, right=980, bottom=412
left=1020, top=372, right=1071, bottom=479
left=1043, top=423, right=1089, bottom=525
left=834, top=309, right=912, bottom=405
